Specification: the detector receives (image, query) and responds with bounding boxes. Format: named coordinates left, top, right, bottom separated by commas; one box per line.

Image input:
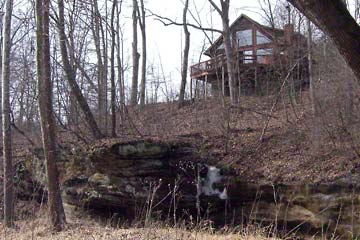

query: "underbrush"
left=0, top=210, right=279, bottom=240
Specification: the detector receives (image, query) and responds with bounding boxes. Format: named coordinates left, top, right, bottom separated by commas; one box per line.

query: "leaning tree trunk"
left=288, top=0, right=360, bottom=83
left=178, top=0, right=190, bottom=108
left=57, top=0, right=103, bottom=139
left=2, top=0, right=14, bottom=228
left=356, top=0, right=360, bottom=22
left=36, top=0, right=66, bottom=231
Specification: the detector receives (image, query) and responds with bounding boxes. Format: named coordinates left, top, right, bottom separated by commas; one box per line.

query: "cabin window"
left=217, top=35, right=233, bottom=50
left=244, top=50, right=253, bottom=63
left=257, top=48, right=272, bottom=63
left=236, top=29, right=252, bottom=47
left=256, top=30, right=271, bottom=45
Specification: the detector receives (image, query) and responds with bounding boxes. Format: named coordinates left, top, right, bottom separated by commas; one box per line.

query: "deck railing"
left=190, top=53, right=270, bottom=78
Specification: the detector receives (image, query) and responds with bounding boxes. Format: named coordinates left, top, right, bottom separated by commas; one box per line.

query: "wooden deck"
left=190, top=53, right=272, bottom=80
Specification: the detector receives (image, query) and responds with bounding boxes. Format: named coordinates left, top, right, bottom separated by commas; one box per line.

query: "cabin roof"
left=204, top=14, right=293, bottom=56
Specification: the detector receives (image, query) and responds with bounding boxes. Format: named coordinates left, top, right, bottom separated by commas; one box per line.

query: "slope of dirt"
left=123, top=92, right=359, bottom=184
left=1, top=91, right=357, bottom=191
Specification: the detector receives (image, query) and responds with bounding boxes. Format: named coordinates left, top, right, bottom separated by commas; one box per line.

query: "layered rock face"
left=62, top=139, right=360, bottom=238
left=227, top=181, right=360, bottom=237
left=63, top=139, right=204, bottom=218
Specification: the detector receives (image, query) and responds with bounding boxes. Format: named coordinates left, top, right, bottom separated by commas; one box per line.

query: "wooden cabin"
left=190, top=14, right=308, bottom=96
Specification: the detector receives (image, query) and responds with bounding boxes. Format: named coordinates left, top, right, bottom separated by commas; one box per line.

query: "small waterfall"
left=198, top=166, right=228, bottom=200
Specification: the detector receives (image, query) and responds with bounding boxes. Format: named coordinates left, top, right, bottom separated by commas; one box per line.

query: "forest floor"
left=124, top=91, right=359, bottom=184
left=7, top=90, right=358, bottom=184
left=0, top=210, right=278, bottom=240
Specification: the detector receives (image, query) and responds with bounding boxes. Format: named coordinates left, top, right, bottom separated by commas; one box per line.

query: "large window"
left=236, top=29, right=252, bottom=47
left=256, top=48, right=272, bottom=63
left=217, top=35, right=233, bottom=50
left=256, top=30, right=271, bottom=45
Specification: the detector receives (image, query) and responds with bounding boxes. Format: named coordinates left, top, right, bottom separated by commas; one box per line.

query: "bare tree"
left=91, top=0, right=107, bottom=132
left=57, top=0, right=103, bottom=139
left=110, top=0, right=117, bottom=136
left=116, top=2, right=125, bottom=115
left=288, top=0, right=360, bottom=82
left=2, top=0, right=14, bottom=228
left=178, top=0, right=190, bottom=108
left=36, top=0, right=66, bottom=231
left=130, top=0, right=140, bottom=106
left=208, top=0, right=237, bottom=105
left=307, top=19, right=316, bottom=116
left=138, top=0, right=147, bottom=106
left=258, top=0, right=276, bottom=28
left=355, top=0, right=360, bottom=22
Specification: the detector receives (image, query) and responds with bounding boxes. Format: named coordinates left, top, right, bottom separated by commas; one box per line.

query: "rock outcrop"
left=63, top=139, right=204, bottom=218
left=60, top=139, right=360, bottom=238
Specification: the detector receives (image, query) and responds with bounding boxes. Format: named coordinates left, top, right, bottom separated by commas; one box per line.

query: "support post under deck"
left=222, top=66, right=225, bottom=96
left=255, top=65, right=258, bottom=94
left=205, top=74, right=208, bottom=100
left=190, top=78, right=193, bottom=99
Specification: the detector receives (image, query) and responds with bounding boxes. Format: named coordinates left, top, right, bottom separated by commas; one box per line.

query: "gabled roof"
left=204, top=14, right=285, bottom=56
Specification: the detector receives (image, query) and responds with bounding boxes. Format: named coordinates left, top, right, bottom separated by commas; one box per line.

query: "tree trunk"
left=36, top=0, right=66, bottom=231
left=100, top=13, right=108, bottom=133
left=57, top=0, right=103, bottom=139
left=356, top=0, right=360, bottom=22
left=116, top=2, right=125, bottom=117
left=2, top=0, right=14, bottom=228
left=178, top=0, right=190, bottom=108
left=110, top=0, right=117, bottom=137
left=139, top=0, right=147, bottom=107
left=91, top=0, right=107, bottom=132
left=130, top=0, right=140, bottom=106
left=288, top=0, right=360, bottom=82
left=307, top=19, right=316, bottom=116
left=208, top=0, right=237, bottom=105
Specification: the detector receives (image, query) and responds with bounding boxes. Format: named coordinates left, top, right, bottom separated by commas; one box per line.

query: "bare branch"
left=208, top=0, right=222, bottom=16
left=150, top=11, right=222, bottom=34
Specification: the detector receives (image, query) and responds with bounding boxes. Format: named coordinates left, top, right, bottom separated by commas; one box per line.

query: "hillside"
left=7, top=89, right=357, bottom=185
left=123, top=91, right=358, bottom=184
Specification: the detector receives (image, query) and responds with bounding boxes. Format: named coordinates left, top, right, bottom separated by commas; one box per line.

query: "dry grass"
left=0, top=215, right=278, bottom=240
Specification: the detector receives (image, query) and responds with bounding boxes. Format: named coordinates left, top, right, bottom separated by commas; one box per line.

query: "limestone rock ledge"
left=62, top=139, right=360, bottom=238
left=63, top=139, right=201, bottom=216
